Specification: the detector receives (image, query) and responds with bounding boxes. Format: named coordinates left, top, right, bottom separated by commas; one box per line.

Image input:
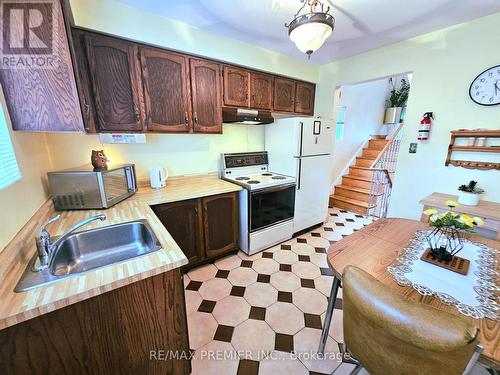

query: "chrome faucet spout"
left=33, top=214, right=107, bottom=271
left=51, top=214, right=106, bottom=250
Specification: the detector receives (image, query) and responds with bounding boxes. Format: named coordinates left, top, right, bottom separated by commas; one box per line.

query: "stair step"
left=368, top=139, right=389, bottom=150
left=335, top=184, right=383, bottom=202
left=342, top=175, right=372, bottom=189
left=329, top=196, right=374, bottom=215
left=349, top=166, right=373, bottom=179
left=355, top=157, right=375, bottom=167
left=362, top=148, right=380, bottom=158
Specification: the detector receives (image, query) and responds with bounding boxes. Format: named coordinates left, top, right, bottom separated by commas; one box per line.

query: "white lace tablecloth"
left=388, top=230, right=499, bottom=320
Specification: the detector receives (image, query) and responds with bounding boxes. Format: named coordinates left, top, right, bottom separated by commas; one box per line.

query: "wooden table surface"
left=420, top=192, right=500, bottom=240
left=327, top=218, right=499, bottom=369
left=0, top=173, right=241, bottom=331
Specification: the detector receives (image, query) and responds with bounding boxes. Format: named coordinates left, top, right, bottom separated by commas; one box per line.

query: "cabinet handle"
left=194, top=112, right=198, bottom=125
left=134, top=107, right=140, bottom=122
left=83, top=97, right=90, bottom=115
left=184, top=112, right=189, bottom=125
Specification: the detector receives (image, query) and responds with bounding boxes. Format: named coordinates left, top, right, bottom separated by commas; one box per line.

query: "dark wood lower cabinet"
left=152, top=199, right=205, bottom=264
left=153, top=192, right=239, bottom=268
left=0, top=269, right=190, bottom=375
left=203, top=193, right=237, bottom=258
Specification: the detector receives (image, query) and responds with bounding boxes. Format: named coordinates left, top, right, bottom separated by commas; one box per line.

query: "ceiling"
left=116, top=0, right=500, bottom=64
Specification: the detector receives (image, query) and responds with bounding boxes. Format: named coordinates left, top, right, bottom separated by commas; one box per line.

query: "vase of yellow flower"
left=423, top=200, right=484, bottom=261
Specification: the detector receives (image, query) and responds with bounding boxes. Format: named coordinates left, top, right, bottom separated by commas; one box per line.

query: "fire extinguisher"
left=418, top=112, right=433, bottom=141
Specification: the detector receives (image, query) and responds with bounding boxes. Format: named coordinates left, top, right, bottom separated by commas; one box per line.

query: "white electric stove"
left=221, top=152, right=296, bottom=255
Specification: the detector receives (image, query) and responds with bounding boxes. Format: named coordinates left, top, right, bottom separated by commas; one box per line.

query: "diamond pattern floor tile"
left=266, top=302, right=304, bottom=335
left=183, top=206, right=373, bottom=374
left=251, top=258, right=279, bottom=274
left=228, top=267, right=258, bottom=287
left=212, top=296, right=251, bottom=327
left=293, top=287, right=328, bottom=315
left=244, top=282, right=278, bottom=308
left=199, top=278, right=232, bottom=301
left=232, top=319, right=275, bottom=360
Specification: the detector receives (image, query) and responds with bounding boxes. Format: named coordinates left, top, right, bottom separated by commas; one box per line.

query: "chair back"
left=342, top=265, right=480, bottom=375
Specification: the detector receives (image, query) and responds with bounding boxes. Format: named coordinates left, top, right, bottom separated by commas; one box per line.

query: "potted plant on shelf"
left=457, top=180, right=484, bottom=206
left=384, top=78, right=410, bottom=124
left=423, top=200, right=484, bottom=261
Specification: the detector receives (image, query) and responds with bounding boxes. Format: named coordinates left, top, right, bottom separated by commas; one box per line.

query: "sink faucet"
left=33, top=214, right=106, bottom=271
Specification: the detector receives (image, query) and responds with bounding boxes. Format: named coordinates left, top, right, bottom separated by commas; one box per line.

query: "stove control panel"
left=224, top=152, right=268, bottom=168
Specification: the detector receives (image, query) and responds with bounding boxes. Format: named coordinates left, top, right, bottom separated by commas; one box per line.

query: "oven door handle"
left=250, top=183, right=296, bottom=195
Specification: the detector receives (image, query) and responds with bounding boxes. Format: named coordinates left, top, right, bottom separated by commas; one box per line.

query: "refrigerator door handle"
left=299, top=121, right=304, bottom=156
left=313, top=120, right=321, bottom=135
left=297, top=158, right=302, bottom=190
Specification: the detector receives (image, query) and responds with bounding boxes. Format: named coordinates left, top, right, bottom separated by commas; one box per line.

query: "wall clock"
left=469, top=65, right=500, bottom=106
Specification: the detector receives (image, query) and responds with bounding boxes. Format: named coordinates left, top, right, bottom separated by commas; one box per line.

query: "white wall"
left=0, top=88, right=53, bottom=251
left=316, top=12, right=500, bottom=219
left=47, top=124, right=264, bottom=180
left=331, top=78, right=391, bottom=187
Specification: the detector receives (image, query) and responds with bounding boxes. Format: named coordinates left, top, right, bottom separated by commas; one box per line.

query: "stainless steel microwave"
left=47, top=164, right=137, bottom=210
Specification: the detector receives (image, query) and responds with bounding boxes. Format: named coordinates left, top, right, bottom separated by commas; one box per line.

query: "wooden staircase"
left=329, top=138, right=389, bottom=215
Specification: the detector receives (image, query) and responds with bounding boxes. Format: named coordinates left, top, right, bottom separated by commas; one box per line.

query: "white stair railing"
left=367, top=123, right=404, bottom=218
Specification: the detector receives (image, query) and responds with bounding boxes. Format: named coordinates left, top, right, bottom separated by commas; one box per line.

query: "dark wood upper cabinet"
left=273, top=77, right=296, bottom=113
left=202, top=193, right=237, bottom=258
left=223, top=66, right=250, bottom=107
left=84, top=34, right=143, bottom=132
left=250, top=72, right=273, bottom=110
left=140, top=48, right=191, bottom=132
left=190, top=59, right=222, bottom=133
left=152, top=199, right=205, bottom=264
left=0, top=0, right=83, bottom=132
left=295, top=81, right=315, bottom=115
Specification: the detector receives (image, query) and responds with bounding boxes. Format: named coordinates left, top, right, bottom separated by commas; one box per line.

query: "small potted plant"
left=457, top=180, right=484, bottom=206
left=423, top=200, right=484, bottom=261
left=384, top=78, right=410, bottom=124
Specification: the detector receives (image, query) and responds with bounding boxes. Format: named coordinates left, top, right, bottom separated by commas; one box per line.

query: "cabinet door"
left=295, top=82, right=315, bottom=115
left=223, top=66, right=249, bottom=107
left=273, top=78, right=296, bottom=112
left=84, top=34, right=143, bottom=132
left=0, top=0, right=83, bottom=131
left=190, top=59, right=222, bottom=133
left=202, top=193, right=237, bottom=258
left=250, top=72, right=273, bottom=110
left=152, top=199, right=204, bottom=264
left=140, top=48, right=191, bottom=132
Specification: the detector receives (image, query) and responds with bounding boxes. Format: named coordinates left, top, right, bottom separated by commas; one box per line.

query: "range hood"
left=222, top=108, right=274, bottom=125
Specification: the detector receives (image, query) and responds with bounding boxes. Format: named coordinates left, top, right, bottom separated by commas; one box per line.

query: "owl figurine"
left=91, top=150, right=108, bottom=170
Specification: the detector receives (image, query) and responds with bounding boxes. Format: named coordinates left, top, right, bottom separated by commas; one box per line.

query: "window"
left=0, top=104, right=21, bottom=190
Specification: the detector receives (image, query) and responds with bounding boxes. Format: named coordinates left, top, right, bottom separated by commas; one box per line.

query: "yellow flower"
left=472, top=217, right=484, bottom=226
left=445, top=200, right=459, bottom=208
left=459, top=214, right=474, bottom=228
left=423, top=208, right=438, bottom=216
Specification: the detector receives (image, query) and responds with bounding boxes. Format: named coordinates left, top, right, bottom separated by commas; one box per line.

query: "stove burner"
left=272, top=176, right=286, bottom=180
left=235, top=177, right=250, bottom=180
left=247, top=180, right=260, bottom=184
left=261, top=173, right=272, bottom=176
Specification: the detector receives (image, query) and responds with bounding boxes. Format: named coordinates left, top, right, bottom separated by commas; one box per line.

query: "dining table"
left=318, top=218, right=499, bottom=370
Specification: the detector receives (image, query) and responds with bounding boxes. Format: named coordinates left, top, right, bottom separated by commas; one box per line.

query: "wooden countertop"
left=420, top=192, right=500, bottom=221
left=327, top=218, right=499, bottom=369
left=0, top=173, right=241, bottom=330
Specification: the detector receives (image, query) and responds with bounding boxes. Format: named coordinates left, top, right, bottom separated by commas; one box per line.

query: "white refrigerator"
left=266, top=117, right=335, bottom=233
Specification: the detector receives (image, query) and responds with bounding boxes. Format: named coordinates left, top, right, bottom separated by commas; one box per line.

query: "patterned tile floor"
left=184, top=207, right=374, bottom=375
left=183, top=207, right=490, bottom=375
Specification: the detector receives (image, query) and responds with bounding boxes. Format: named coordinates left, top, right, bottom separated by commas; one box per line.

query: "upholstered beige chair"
left=342, top=265, right=482, bottom=375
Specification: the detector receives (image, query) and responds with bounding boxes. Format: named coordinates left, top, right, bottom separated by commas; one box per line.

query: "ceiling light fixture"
left=286, top=0, right=335, bottom=59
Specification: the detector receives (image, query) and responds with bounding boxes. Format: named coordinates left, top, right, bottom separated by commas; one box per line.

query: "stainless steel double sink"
left=15, top=220, right=161, bottom=292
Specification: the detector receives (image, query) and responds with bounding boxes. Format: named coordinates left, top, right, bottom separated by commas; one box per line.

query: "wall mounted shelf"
left=445, top=129, right=500, bottom=170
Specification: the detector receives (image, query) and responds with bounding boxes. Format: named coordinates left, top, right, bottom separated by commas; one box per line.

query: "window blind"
left=0, top=104, right=21, bottom=190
